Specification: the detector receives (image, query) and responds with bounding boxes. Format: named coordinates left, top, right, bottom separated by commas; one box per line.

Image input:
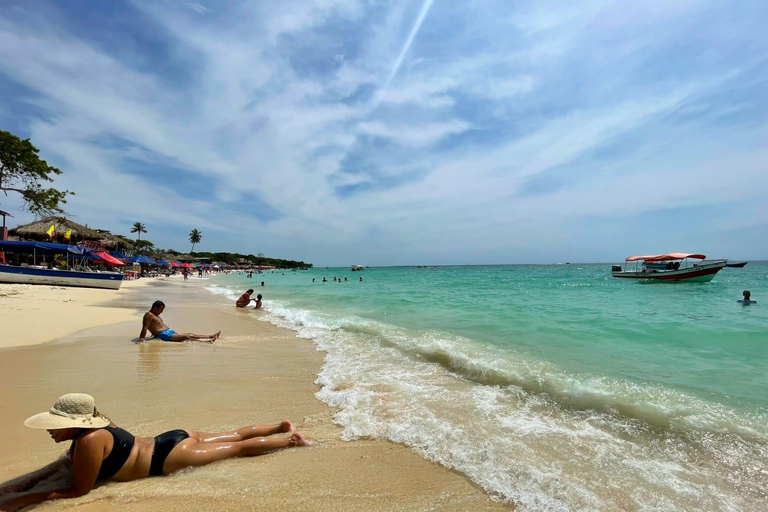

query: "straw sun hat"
left=24, top=393, right=109, bottom=430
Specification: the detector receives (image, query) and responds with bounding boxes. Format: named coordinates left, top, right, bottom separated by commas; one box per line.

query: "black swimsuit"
left=149, top=429, right=189, bottom=476
left=71, top=427, right=190, bottom=479
left=71, top=426, right=135, bottom=481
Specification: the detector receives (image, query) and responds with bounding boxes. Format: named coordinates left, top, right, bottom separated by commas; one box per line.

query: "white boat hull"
left=0, top=265, right=123, bottom=290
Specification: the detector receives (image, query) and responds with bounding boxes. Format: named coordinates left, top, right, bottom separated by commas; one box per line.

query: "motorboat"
left=0, top=241, right=124, bottom=290
left=351, top=265, right=364, bottom=271
left=725, top=261, right=748, bottom=268
left=611, top=253, right=726, bottom=283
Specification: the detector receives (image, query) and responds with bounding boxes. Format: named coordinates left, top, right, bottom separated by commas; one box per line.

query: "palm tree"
left=131, top=222, right=147, bottom=241
left=189, top=229, right=202, bottom=253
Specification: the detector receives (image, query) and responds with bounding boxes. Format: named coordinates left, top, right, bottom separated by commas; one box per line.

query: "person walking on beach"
left=139, top=301, right=220, bottom=342
left=236, top=289, right=257, bottom=308
left=0, top=393, right=309, bottom=511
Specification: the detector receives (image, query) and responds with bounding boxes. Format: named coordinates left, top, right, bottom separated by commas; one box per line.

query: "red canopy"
left=182, top=263, right=194, bottom=268
left=170, top=261, right=180, bottom=267
left=626, top=253, right=706, bottom=262
left=92, top=251, right=125, bottom=266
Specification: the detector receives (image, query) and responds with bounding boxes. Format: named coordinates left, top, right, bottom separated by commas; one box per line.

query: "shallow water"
left=209, top=263, right=768, bottom=510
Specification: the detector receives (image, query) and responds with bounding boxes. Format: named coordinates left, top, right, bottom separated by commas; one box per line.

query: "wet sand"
left=0, top=278, right=509, bottom=511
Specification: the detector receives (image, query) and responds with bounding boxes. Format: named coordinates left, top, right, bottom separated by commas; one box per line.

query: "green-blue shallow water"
left=206, top=262, right=768, bottom=510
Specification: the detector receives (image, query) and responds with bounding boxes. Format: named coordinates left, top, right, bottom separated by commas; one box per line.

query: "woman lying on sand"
left=0, top=393, right=309, bottom=511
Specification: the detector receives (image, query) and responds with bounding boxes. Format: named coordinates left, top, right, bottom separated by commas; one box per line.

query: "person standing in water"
left=0, top=393, right=309, bottom=511
left=738, top=290, right=757, bottom=304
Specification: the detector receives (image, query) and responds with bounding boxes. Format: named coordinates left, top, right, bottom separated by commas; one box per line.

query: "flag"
left=63, top=229, right=72, bottom=240
left=46, top=224, right=55, bottom=237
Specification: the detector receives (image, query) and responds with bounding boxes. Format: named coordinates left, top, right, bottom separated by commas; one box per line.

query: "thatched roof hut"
left=94, top=229, right=134, bottom=250
left=10, top=216, right=103, bottom=244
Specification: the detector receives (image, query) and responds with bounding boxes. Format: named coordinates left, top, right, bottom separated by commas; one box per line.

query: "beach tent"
left=170, top=261, right=181, bottom=268
left=90, top=252, right=125, bottom=266
left=157, top=259, right=170, bottom=267
left=125, top=255, right=158, bottom=265
left=0, top=240, right=92, bottom=255
left=181, top=263, right=194, bottom=268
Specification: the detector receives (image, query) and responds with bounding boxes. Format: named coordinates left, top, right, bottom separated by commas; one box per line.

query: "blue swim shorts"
left=155, top=329, right=177, bottom=341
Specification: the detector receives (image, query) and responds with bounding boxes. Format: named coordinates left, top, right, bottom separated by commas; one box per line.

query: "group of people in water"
left=1, top=291, right=307, bottom=511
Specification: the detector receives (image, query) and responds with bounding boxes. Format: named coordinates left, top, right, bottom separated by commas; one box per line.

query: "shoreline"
left=0, top=275, right=510, bottom=511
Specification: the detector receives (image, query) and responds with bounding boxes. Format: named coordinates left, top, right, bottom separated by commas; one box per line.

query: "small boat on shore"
left=725, top=261, right=748, bottom=268
left=611, top=253, right=726, bottom=283
left=0, top=241, right=124, bottom=290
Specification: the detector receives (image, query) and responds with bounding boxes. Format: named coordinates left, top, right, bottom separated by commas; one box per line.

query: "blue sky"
left=1, top=0, right=767, bottom=265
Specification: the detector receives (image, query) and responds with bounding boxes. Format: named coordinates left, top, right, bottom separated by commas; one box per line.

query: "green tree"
left=133, top=239, right=155, bottom=255
left=189, top=228, right=202, bottom=253
left=131, top=222, right=147, bottom=240
left=0, top=129, right=73, bottom=217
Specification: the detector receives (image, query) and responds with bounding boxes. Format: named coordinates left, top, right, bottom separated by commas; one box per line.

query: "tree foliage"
left=189, top=228, right=202, bottom=253
left=131, top=222, right=147, bottom=240
left=0, top=129, right=73, bottom=217
left=133, top=239, right=155, bottom=255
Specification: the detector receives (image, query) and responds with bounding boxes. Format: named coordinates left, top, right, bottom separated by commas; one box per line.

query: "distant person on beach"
left=254, top=294, right=263, bottom=310
left=0, top=393, right=309, bottom=511
left=236, top=289, right=257, bottom=308
left=139, top=301, right=220, bottom=342
left=738, top=290, right=756, bottom=304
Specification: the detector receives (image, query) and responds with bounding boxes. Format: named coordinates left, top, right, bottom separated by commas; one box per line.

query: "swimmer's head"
left=151, top=300, right=165, bottom=312
left=743, top=290, right=751, bottom=299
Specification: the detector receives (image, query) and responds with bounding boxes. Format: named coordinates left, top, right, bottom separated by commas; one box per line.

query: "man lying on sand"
left=0, top=393, right=309, bottom=511
left=139, top=300, right=220, bottom=342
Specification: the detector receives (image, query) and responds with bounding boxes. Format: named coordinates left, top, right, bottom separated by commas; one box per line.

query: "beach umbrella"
left=90, top=252, right=125, bottom=266
left=126, top=255, right=158, bottom=265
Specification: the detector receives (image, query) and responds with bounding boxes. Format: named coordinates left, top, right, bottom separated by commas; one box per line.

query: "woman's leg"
left=162, top=432, right=308, bottom=474
left=190, top=420, right=294, bottom=444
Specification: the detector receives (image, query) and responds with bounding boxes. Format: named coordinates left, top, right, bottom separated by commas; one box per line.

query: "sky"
left=0, top=0, right=767, bottom=266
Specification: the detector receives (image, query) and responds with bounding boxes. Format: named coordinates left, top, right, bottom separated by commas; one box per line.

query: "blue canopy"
left=125, top=255, right=158, bottom=265
left=157, top=259, right=170, bottom=266
left=0, top=240, right=92, bottom=255
left=109, top=251, right=128, bottom=260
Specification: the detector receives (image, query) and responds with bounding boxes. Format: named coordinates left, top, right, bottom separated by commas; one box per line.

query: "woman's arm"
left=0, top=456, right=69, bottom=496
left=0, top=435, right=102, bottom=511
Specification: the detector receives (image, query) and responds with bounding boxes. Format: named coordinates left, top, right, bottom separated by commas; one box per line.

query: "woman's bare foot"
left=289, top=432, right=310, bottom=447
left=278, top=420, right=294, bottom=433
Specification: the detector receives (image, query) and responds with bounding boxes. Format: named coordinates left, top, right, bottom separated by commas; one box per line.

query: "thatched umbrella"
left=10, top=216, right=102, bottom=244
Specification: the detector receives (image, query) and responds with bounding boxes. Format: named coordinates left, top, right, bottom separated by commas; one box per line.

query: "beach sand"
left=0, top=278, right=509, bottom=511
left=0, top=278, right=149, bottom=350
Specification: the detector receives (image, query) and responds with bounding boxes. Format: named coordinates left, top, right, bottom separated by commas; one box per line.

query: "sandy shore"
left=0, top=277, right=509, bottom=511
left=0, top=278, right=152, bottom=350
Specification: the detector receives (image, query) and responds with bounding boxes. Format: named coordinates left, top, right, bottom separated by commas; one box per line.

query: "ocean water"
left=206, top=263, right=768, bottom=511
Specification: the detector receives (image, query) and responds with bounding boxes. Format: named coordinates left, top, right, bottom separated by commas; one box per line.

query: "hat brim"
left=24, top=411, right=109, bottom=430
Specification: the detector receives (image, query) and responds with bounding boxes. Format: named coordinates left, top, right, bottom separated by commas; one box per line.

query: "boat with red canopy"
left=611, top=253, right=726, bottom=282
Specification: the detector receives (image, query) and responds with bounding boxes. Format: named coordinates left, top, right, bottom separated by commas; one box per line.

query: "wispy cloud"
left=0, top=0, right=767, bottom=263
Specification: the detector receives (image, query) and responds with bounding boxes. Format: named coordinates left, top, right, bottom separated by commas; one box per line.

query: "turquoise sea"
left=206, top=263, right=768, bottom=511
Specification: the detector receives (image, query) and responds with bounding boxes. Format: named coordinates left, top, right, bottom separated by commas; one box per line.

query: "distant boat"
left=350, top=265, right=364, bottom=271
left=725, top=261, right=748, bottom=268
left=611, top=253, right=726, bottom=283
